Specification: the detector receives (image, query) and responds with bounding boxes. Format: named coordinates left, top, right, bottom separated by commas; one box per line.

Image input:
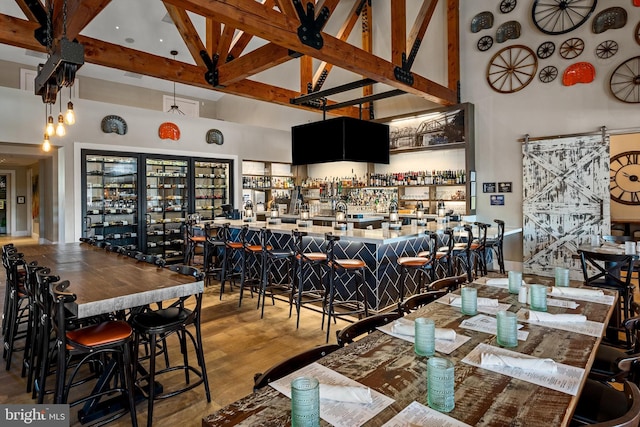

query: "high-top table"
left=202, top=274, right=614, bottom=426
left=17, top=242, right=203, bottom=318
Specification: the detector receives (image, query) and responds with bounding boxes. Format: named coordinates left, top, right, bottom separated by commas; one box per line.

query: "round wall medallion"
left=206, top=129, right=224, bottom=145
left=101, top=115, right=127, bottom=135
left=158, top=122, right=180, bottom=141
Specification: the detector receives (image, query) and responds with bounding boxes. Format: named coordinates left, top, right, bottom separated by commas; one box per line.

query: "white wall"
left=460, top=0, right=640, bottom=227
left=0, top=85, right=294, bottom=242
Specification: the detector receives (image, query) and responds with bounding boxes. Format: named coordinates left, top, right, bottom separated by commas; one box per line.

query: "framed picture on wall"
left=17, top=196, right=25, bottom=204
left=384, top=103, right=474, bottom=153
left=498, top=182, right=512, bottom=193
left=483, top=182, right=496, bottom=193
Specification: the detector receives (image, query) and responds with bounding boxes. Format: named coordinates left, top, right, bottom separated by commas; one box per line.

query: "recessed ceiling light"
left=115, top=26, right=120, bottom=30
left=125, top=37, right=135, bottom=43
left=159, top=39, right=164, bottom=43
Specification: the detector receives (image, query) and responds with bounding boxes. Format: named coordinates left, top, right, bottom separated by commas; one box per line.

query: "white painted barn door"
left=522, top=133, right=611, bottom=278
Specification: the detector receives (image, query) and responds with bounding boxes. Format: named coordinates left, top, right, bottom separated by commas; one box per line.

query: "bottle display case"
left=194, top=160, right=230, bottom=219
left=242, top=161, right=293, bottom=211
left=83, top=154, right=139, bottom=247
left=145, top=157, right=188, bottom=263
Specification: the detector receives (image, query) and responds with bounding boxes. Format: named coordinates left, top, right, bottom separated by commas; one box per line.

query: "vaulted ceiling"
left=0, top=0, right=459, bottom=119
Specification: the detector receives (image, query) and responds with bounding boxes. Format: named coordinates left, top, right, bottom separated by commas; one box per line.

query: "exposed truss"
left=2, top=0, right=459, bottom=118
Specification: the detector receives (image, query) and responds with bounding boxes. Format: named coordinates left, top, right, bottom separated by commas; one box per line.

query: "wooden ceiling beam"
left=312, top=0, right=365, bottom=91
left=300, top=54, right=313, bottom=93
left=14, top=0, right=41, bottom=23
left=407, top=0, right=438, bottom=66
left=0, top=12, right=360, bottom=117
left=446, top=0, right=459, bottom=93
left=274, top=0, right=296, bottom=16
left=163, top=2, right=207, bottom=67
left=164, top=0, right=456, bottom=105
left=217, top=22, right=236, bottom=62
left=390, top=0, right=406, bottom=67
left=53, top=0, right=111, bottom=41
left=361, top=0, right=373, bottom=117
left=228, top=0, right=277, bottom=59
left=205, top=18, right=221, bottom=59
left=216, top=43, right=294, bottom=86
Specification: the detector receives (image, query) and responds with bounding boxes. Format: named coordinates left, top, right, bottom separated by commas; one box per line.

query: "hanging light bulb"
left=46, top=114, right=55, bottom=136
left=65, top=101, right=75, bottom=125
left=42, top=133, right=51, bottom=152
left=56, top=114, right=66, bottom=136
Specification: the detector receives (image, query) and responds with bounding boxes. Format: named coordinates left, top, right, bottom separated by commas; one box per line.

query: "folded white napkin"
left=481, top=353, right=557, bottom=373
left=449, top=296, right=499, bottom=307
left=550, top=287, right=604, bottom=298
left=528, top=311, right=587, bottom=323
left=486, top=278, right=525, bottom=286
left=390, top=320, right=456, bottom=340
left=319, top=384, right=373, bottom=404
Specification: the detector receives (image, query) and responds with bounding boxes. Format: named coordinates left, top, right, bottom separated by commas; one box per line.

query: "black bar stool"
left=397, top=232, right=437, bottom=303
left=485, top=219, right=505, bottom=273
left=290, top=230, right=326, bottom=328
left=202, top=222, right=227, bottom=293
left=322, top=233, right=369, bottom=343
left=3, top=253, right=29, bottom=371
left=256, top=227, right=295, bottom=318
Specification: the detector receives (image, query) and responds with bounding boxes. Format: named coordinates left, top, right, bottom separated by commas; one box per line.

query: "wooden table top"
left=202, top=275, right=614, bottom=427
left=16, top=243, right=203, bottom=319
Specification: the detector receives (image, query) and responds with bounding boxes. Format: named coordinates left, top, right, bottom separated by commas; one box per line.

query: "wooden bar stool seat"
left=290, top=231, right=327, bottom=328
left=398, top=232, right=437, bottom=303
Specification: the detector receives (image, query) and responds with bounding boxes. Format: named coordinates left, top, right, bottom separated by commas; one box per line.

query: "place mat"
left=435, top=293, right=511, bottom=316
left=459, top=314, right=529, bottom=341
left=381, top=401, right=472, bottom=427
left=549, top=287, right=615, bottom=306
left=516, top=308, right=604, bottom=337
left=270, top=362, right=394, bottom=427
left=377, top=318, right=471, bottom=354
left=462, top=343, right=585, bottom=396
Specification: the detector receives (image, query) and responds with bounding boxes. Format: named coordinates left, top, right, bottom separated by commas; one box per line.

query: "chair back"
left=253, top=344, right=340, bottom=391
left=428, top=274, right=467, bottom=292
left=336, top=313, right=402, bottom=346
left=168, top=264, right=205, bottom=281
left=494, top=219, right=505, bottom=242
left=578, top=250, right=635, bottom=290
left=576, top=380, right=640, bottom=427
left=49, top=281, right=76, bottom=354
left=398, top=290, right=447, bottom=314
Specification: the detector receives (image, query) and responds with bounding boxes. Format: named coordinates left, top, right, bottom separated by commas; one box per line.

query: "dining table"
left=16, top=242, right=204, bottom=319
left=202, top=274, right=615, bottom=426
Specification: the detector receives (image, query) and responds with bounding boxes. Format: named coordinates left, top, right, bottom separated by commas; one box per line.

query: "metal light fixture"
left=56, top=106, right=66, bottom=137
left=65, top=87, right=75, bottom=125
left=167, top=50, right=185, bottom=115
left=45, top=104, right=55, bottom=137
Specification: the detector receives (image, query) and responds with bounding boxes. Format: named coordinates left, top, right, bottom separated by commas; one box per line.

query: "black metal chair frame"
left=398, top=232, right=437, bottom=303
left=336, top=312, right=402, bottom=346
left=290, top=230, right=326, bottom=328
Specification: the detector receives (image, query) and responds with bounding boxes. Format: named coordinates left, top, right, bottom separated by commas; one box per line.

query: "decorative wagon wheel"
left=609, top=56, right=640, bottom=103
left=500, top=0, right=517, bottom=13
left=596, top=40, right=618, bottom=59
left=532, top=0, right=597, bottom=35
left=559, top=38, right=584, bottom=59
left=537, top=41, right=555, bottom=59
left=486, top=45, right=538, bottom=93
left=477, top=35, right=494, bottom=51
left=539, top=66, right=558, bottom=83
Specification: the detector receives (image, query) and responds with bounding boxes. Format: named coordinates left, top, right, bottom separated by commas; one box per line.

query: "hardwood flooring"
left=0, top=243, right=356, bottom=427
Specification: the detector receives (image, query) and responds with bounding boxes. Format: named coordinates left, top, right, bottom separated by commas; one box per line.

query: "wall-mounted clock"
left=206, top=129, right=224, bottom=145
left=610, top=151, right=640, bottom=205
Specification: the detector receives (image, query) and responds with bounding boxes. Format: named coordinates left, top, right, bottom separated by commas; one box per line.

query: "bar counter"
left=210, top=219, right=521, bottom=311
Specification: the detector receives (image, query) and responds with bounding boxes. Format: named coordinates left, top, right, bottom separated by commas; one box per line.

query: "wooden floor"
left=0, top=238, right=356, bottom=427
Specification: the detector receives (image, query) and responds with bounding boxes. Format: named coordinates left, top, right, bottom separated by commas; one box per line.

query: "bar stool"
left=131, top=265, right=210, bottom=427
left=32, top=269, right=60, bottom=403
left=290, top=230, right=326, bottom=328
left=397, top=232, right=437, bottom=303
left=2, top=244, right=19, bottom=337
left=203, top=222, right=227, bottom=294
left=183, top=216, right=206, bottom=265
left=3, top=253, right=29, bottom=371
left=451, top=225, right=475, bottom=282
left=322, top=233, right=369, bottom=343
left=431, top=228, right=455, bottom=279
left=257, top=227, right=295, bottom=318
left=238, top=225, right=267, bottom=307
left=51, top=281, right=138, bottom=426
left=218, top=223, right=242, bottom=298
left=485, top=219, right=505, bottom=273
left=471, top=222, right=489, bottom=277
left=21, top=261, right=46, bottom=392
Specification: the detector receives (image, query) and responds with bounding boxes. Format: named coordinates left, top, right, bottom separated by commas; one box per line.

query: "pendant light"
left=42, top=133, right=51, bottom=152
left=167, top=50, right=184, bottom=115
left=55, top=95, right=66, bottom=137
left=65, top=86, right=75, bottom=125
left=45, top=104, right=55, bottom=137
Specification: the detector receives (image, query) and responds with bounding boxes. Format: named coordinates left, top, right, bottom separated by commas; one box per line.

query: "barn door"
left=522, top=132, right=610, bottom=278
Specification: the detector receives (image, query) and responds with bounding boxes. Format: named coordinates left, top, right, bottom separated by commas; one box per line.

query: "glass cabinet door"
left=83, top=154, right=138, bottom=247
left=145, top=158, right=188, bottom=263
left=194, top=160, right=230, bottom=220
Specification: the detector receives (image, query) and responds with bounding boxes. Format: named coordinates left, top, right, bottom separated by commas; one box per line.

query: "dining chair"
left=427, top=274, right=468, bottom=293
left=485, top=219, right=505, bottom=274
left=590, top=316, right=640, bottom=385
left=578, top=249, right=636, bottom=344
left=570, top=379, right=640, bottom=426
left=398, top=290, right=448, bottom=315
left=252, top=344, right=340, bottom=392
left=335, top=312, right=403, bottom=346
left=130, top=265, right=210, bottom=427
left=50, top=280, right=138, bottom=426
